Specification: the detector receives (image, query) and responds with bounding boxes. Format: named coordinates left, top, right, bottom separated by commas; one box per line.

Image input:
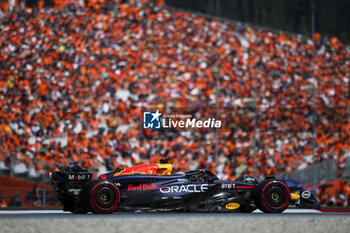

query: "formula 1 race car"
left=50, top=160, right=320, bottom=214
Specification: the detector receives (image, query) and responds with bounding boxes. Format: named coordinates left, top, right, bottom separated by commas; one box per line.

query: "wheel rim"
left=100, top=193, right=108, bottom=202
left=266, top=186, right=286, bottom=207
left=271, top=192, right=280, bottom=201
left=95, top=186, right=116, bottom=208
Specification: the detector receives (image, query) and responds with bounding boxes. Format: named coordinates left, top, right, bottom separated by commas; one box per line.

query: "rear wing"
left=51, top=165, right=93, bottom=190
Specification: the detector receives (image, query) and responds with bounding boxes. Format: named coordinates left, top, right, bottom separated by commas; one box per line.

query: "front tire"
left=254, top=179, right=290, bottom=213
left=84, top=180, right=120, bottom=214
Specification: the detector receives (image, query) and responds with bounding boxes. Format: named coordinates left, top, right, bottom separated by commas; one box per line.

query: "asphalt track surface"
left=1, top=209, right=350, bottom=233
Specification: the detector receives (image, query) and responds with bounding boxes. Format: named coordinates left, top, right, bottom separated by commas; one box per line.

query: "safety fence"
left=0, top=175, right=59, bottom=207
left=278, top=156, right=350, bottom=186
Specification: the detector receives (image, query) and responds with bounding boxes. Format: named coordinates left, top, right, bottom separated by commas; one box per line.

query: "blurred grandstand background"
left=0, top=0, right=349, bottom=207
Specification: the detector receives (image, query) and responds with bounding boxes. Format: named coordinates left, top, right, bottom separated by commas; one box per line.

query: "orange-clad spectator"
left=38, top=0, right=44, bottom=11
left=119, top=3, right=128, bottom=15
left=0, top=0, right=8, bottom=13
left=0, top=194, right=7, bottom=207
left=156, top=0, right=164, bottom=6
left=313, top=32, right=321, bottom=42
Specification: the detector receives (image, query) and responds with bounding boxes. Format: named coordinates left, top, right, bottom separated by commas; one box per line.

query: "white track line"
left=253, top=209, right=320, bottom=214
left=0, top=210, right=68, bottom=214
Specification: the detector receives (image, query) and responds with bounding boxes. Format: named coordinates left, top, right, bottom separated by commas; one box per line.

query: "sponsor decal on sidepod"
left=160, top=184, right=208, bottom=193
left=128, top=183, right=157, bottom=191
left=126, top=184, right=209, bottom=193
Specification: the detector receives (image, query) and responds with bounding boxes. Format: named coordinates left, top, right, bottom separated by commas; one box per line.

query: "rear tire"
left=84, top=180, right=120, bottom=214
left=254, top=179, right=290, bottom=213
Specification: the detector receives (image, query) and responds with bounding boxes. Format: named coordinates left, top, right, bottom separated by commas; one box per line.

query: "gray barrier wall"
left=278, top=156, right=350, bottom=186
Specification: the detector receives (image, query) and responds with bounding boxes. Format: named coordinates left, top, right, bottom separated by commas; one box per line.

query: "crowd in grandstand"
left=0, top=0, right=349, bottom=192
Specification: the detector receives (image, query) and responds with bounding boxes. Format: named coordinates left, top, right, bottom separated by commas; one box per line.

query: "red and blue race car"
left=51, top=160, right=320, bottom=214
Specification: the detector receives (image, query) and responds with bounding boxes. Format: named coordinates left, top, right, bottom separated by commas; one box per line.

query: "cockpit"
left=185, top=169, right=220, bottom=183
